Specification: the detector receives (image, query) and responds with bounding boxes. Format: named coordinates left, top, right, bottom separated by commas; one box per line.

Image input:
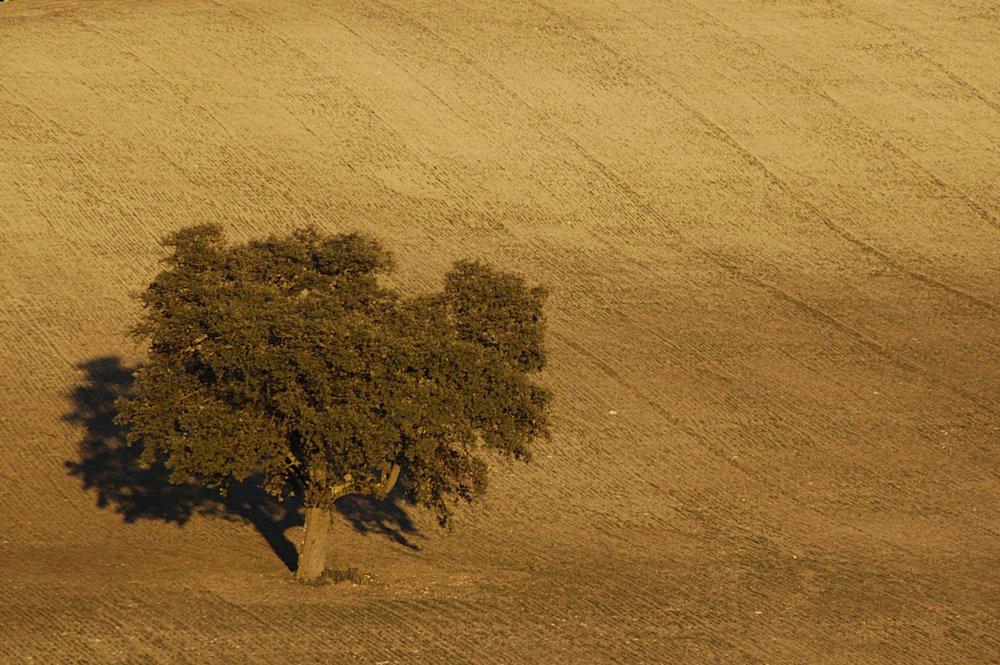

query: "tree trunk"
left=297, top=505, right=331, bottom=582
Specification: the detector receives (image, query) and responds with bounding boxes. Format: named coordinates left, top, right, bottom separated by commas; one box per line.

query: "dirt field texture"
left=1, top=0, right=998, bottom=662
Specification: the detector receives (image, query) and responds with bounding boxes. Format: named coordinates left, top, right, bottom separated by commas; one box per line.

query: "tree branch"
left=283, top=452, right=307, bottom=496
left=373, top=463, right=401, bottom=500
left=329, top=474, right=355, bottom=502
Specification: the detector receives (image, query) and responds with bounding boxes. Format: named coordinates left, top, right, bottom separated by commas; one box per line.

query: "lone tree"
left=115, top=225, right=550, bottom=581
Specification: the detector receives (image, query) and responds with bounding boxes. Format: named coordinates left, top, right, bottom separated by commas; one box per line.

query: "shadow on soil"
left=64, top=356, right=420, bottom=572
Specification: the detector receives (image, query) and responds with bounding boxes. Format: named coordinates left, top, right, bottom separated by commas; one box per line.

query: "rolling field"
left=1, top=0, right=998, bottom=662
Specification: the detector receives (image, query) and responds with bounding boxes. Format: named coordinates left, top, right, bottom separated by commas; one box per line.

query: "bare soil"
left=1, top=0, right=998, bottom=662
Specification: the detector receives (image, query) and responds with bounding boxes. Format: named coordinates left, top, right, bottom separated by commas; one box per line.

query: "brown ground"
left=1, top=0, right=998, bottom=662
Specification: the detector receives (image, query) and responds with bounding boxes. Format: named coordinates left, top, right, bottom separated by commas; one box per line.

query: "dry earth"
left=1, top=0, right=999, bottom=662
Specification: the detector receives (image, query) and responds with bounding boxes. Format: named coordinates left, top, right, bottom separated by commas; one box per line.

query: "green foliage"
left=115, top=225, right=550, bottom=525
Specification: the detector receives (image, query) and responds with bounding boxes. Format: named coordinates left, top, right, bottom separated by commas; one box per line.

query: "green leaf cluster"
left=115, top=225, right=550, bottom=524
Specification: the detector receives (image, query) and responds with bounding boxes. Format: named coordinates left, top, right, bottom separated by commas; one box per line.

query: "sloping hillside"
left=1, top=0, right=997, bottom=661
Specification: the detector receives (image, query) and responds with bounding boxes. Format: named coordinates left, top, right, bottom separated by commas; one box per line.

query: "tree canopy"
left=115, top=225, right=550, bottom=579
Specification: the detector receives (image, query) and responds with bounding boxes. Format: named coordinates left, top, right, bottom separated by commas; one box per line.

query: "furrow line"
left=834, top=0, right=1000, bottom=117
left=706, top=253, right=995, bottom=412
left=533, top=0, right=1000, bottom=312
left=69, top=15, right=318, bottom=230
left=551, top=318, right=997, bottom=561
left=678, top=0, right=1000, bottom=235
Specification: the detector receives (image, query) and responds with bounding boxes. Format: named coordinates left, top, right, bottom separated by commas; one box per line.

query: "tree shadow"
left=63, top=356, right=420, bottom=572
left=336, top=482, right=420, bottom=550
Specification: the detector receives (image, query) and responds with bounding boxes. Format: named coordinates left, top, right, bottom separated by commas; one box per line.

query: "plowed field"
left=1, top=0, right=998, bottom=662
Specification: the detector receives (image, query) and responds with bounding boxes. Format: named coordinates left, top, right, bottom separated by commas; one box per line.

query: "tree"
left=115, top=225, right=550, bottom=581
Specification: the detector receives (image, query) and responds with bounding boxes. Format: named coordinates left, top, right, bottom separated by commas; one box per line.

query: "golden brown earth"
left=1, top=0, right=998, bottom=662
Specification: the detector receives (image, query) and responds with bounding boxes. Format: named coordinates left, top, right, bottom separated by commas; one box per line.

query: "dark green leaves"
left=116, top=226, right=550, bottom=525
left=444, top=260, right=548, bottom=372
